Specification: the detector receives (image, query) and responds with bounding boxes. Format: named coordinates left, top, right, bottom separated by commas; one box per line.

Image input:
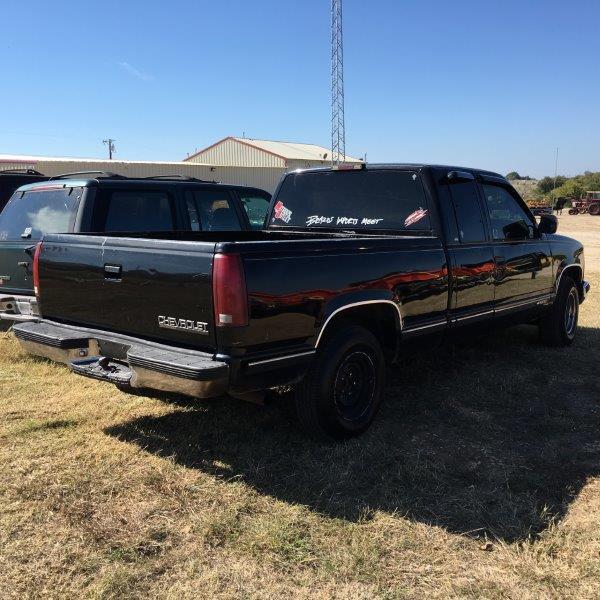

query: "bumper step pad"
left=127, top=345, right=226, bottom=381
left=14, top=321, right=90, bottom=349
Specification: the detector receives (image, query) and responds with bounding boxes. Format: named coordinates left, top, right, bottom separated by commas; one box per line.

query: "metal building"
left=0, top=154, right=283, bottom=194
left=184, top=137, right=362, bottom=192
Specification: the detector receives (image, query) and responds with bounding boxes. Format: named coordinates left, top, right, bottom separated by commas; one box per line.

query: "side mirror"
left=503, top=220, right=530, bottom=240
left=538, top=213, right=558, bottom=235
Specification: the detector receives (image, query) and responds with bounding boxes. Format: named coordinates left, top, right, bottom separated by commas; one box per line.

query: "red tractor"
left=568, top=191, right=600, bottom=215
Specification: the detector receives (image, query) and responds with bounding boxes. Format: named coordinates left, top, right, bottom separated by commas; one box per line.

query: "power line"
left=103, top=138, right=116, bottom=160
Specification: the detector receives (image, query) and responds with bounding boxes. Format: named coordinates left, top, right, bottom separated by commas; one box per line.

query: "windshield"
left=269, top=169, right=430, bottom=231
left=0, top=186, right=82, bottom=241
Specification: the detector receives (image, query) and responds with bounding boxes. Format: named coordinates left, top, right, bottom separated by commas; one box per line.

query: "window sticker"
left=273, top=200, right=292, bottom=223
left=306, top=215, right=334, bottom=226
left=305, top=215, right=384, bottom=227
left=404, top=207, right=428, bottom=228
left=335, top=217, right=359, bottom=226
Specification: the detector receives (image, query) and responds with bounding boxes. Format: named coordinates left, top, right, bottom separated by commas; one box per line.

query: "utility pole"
left=553, top=147, right=559, bottom=190
left=103, top=138, right=116, bottom=160
left=331, top=0, right=345, bottom=165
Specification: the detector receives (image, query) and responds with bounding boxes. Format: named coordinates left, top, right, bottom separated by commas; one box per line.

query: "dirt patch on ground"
left=558, top=214, right=600, bottom=272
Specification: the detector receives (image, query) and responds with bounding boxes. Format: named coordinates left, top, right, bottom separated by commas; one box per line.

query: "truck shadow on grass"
left=105, top=325, right=600, bottom=543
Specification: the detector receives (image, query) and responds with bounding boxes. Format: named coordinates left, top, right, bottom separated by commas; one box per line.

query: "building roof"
left=185, top=137, right=362, bottom=163
left=0, top=154, right=211, bottom=167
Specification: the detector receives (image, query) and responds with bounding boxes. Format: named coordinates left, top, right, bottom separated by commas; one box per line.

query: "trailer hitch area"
left=98, top=356, right=117, bottom=372
left=69, top=356, right=132, bottom=387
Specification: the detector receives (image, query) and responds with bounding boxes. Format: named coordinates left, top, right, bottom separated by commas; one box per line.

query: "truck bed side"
left=217, top=235, right=448, bottom=357
left=37, top=232, right=448, bottom=363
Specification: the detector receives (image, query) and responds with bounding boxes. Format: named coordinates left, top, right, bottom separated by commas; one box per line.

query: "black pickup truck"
left=14, top=164, right=590, bottom=439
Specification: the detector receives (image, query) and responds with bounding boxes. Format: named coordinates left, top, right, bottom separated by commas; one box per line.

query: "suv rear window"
left=270, top=170, right=430, bottom=231
left=0, top=186, right=82, bottom=241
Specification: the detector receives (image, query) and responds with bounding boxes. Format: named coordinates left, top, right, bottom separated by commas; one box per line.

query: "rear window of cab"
left=270, top=170, right=430, bottom=231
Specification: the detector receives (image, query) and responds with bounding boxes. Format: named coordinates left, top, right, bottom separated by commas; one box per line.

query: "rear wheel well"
left=317, top=304, right=400, bottom=363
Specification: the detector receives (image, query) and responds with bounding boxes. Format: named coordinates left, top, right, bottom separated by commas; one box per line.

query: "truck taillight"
left=213, top=253, right=248, bottom=327
left=32, top=241, right=43, bottom=296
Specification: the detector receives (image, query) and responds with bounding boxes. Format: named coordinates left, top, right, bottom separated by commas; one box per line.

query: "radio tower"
left=331, top=0, right=345, bottom=165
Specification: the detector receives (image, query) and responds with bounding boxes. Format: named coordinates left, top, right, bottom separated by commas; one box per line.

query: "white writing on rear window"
left=305, top=215, right=384, bottom=227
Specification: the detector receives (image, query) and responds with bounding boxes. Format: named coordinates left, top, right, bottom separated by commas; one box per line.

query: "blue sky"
left=1, top=0, right=598, bottom=178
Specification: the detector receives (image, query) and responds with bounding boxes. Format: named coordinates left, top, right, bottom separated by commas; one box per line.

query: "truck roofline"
left=284, top=163, right=506, bottom=181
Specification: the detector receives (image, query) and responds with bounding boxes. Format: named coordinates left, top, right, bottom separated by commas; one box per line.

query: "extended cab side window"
left=185, top=190, right=241, bottom=232
left=448, top=182, right=487, bottom=243
left=239, top=193, right=270, bottom=230
left=94, top=190, right=175, bottom=232
left=483, top=184, right=534, bottom=241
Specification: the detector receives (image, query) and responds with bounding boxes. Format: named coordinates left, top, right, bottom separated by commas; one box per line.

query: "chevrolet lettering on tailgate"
left=158, top=315, right=209, bottom=335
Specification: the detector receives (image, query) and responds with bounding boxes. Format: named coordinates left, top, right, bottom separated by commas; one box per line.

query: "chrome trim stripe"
left=495, top=294, right=553, bottom=313
left=403, top=320, right=447, bottom=333
left=315, top=300, right=403, bottom=347
left=247, top=350, right=316, bottom=367
left=313, top=290, right=560, bottom=344
left=452, top=310, right=494, bottom=323
left=453, top=294, right=555, bottom=323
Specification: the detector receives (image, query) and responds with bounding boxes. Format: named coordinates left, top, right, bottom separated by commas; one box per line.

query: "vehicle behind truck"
left=0, top=173, right=270, bottom=323
left=0, top=168, right=48, bottom=212
left=14, top=164, right=589, bottom=439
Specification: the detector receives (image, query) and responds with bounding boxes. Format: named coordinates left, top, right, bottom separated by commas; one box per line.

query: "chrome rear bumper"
left=13, top=320, right=229, bottom=399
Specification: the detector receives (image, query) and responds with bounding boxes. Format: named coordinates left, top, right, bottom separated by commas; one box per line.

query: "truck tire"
left=539, top=275, right=579, bottom=346
left=589, top=203, right=600, bottom=216
left=295, top=325, right=385, bottom=439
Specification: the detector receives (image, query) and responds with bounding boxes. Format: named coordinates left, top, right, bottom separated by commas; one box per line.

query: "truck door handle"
left=104, top=264, right=122, bottom=280
left=17, top=261, right=31, bottom=274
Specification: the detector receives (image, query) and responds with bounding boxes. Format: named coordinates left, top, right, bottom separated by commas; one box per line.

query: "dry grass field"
left=1, top=215, right=599, bottom=599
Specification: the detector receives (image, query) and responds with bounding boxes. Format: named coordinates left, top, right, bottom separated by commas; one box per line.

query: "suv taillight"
left=212, top=253, right=248, bottom=327
left=32, top=241, right=43, bottom=296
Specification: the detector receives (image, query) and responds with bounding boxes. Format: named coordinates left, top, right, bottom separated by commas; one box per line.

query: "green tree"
left=550, top=179, right=583, bottom=200
left=506, top=171, right=521, bottom=180
left=537, top=176, right=567, bottom=194
left=550, top=171, right=600, bottom=199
